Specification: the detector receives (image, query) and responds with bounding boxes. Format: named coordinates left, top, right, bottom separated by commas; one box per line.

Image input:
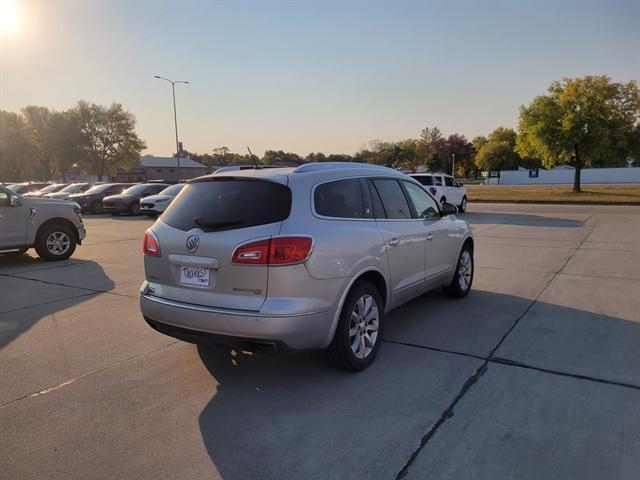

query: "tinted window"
left=445, top=176, right=455, bottom=187
left=123, top=184, right=153, bottom=195
left=403, top=182, right=440, bottom=220
left=314, top=179, right=365, bottom=218
left=372, top=179, right=411, bottom=219
left=59, top=183, right=84, bottom=193
left=413, top=176, right=434, bottom=186
left=160, top=184, right=184, bottom=196
left=163, top=179, right=292, bottom=232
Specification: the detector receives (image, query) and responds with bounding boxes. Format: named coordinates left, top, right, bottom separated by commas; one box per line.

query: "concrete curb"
left=469, top=199, right=640, bottom=205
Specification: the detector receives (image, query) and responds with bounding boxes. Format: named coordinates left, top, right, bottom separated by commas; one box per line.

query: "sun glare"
left=0, top=0, right=18, bottom=33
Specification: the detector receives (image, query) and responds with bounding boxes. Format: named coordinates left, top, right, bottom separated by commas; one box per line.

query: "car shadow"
left=0, top=258, right=115, bottom=352
left=462, top=211, right=585, bottom=228
left=193, top=289, right=640, bottom=479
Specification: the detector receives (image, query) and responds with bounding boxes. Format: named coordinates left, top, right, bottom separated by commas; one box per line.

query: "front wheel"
left=129, top=202, right=141, bottom=216
left=91, top=200, right=104, bottom=214
left=458, top=196, right=467, bottom=213
left=442, top=243, right=474, bottom=298
left=34, top=224, right=77, bottom=261
left=327, top=281, right=384, bottom=371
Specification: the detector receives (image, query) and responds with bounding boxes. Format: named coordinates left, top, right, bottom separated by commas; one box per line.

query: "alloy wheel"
left=349, top=294, right=380, bottom=359
left=46, top=231, right=71, bottom=256
left=458, top=250, right=473, bottom=290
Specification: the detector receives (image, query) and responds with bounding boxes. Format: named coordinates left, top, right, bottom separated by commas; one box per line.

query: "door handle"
left=426, top=233, right=434, bottom=241
left=388, top=238, right=399, bottom=247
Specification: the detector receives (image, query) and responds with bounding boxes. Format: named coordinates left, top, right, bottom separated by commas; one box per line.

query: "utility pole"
left=452, top=153, right=456, bottom=177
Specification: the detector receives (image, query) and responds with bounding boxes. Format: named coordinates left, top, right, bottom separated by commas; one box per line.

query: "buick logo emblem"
left=186, top=234, right=199, bottom=253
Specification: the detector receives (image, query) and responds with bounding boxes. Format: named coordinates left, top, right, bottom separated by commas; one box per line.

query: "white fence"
left=498, top=167, right=640, bottom=185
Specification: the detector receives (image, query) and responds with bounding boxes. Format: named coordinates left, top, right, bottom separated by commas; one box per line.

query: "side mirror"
left=458, top=182, right=464, bottom=187
left=441, top=202, right=458, bottom=216
left=10, top=195, right=22, bottom=207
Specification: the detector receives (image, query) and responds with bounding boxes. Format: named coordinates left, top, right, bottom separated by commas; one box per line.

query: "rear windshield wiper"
left=194, top=218, right=245, bottom=231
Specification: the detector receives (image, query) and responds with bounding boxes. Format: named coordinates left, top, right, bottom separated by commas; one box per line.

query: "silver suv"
left=0, top=184, right=86, bottom=261
left=140, top=163, right=474, bottom=370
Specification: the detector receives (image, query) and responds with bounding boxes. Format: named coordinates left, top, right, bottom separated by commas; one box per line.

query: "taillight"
left=429, top=187, right=437, bottom=196
left=233, top=237, right=312, bottom=265
left=232, top=239, right=269, bottom=264
left=142, top=229, right=161, bottom=257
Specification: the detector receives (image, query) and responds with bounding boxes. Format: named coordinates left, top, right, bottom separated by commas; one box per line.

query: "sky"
left=1, top=0, right=639, bottom=157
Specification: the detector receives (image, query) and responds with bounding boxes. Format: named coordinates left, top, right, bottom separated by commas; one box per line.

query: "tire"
left=442, top=243, right=474, bottom=298
left=1, top=248, right=28, bottom=257
left=327, top=281, right=384, bottom=371
left=34, top=224, right=77, bottom=261
left=91, top=200, right=104, bottom=214
left=458, top=196, right=467, bottom=213
left=129, top=202, right=141, bottom=216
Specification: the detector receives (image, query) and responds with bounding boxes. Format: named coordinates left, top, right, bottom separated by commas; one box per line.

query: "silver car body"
left=139, top=163, right=472, bottom=350
left=0, top=185, right=86, bottom=252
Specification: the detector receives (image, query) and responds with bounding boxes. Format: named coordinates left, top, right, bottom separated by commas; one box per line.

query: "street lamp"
left=452, top=153, right=456, bottom=177
left=154, top=75, right=189, bottom=168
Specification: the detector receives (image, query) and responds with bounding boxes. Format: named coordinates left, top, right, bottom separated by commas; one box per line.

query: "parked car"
left=7, top=182, right=51, bottom=195
left=103, top=183, right=169, bottom=215
left=140, top=163, right=474, bottom=371
left=139, top=183, right=185, bottom=217
left=44, top=182, right=101, bottom=200
left=68, top=183, right=133, bottom=214
left=0, top=184, right=86, bottom=261
left=410, top=174, right=467, bottom=212
left=22, top=183, right=70, bottom=198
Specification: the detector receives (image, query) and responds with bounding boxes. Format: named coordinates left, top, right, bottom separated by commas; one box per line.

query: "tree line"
left=0, top=101, right=146, bottom=182
left=2, top=76, right=639, bottom=192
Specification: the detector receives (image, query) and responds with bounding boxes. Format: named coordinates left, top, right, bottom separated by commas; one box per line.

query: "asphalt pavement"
left=1, top=204, right=639, bottom=480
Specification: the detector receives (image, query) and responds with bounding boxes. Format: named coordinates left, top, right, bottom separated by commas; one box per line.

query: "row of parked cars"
left=3, top=181, right=184, bottom=216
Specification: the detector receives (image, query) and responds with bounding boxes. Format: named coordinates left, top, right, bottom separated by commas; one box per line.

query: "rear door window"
left=162, top=178, right=292, bottom=232
left=314, top=179, right=366, bottom=218
left=371, top=179, right=412, bottom=219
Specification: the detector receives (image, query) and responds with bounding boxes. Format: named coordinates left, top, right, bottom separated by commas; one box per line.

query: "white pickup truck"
left=0, top=184, right=87, bottom=261
left=410, top=173, right=468, bottom=212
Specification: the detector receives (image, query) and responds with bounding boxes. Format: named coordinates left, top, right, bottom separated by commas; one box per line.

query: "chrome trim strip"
left=141, top=293, right=327, bottom=318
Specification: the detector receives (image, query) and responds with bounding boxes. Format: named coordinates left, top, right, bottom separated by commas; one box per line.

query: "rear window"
left=162, top=178, right=292, bottom=232
left=314, top=179, right=366, bottom=218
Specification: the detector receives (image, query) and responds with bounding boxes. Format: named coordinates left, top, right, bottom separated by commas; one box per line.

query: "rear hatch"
left=144, top=176, right=291, bottom=311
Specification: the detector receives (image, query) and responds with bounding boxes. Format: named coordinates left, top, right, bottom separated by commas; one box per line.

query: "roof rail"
left=293, top=162, right=395, bottom=174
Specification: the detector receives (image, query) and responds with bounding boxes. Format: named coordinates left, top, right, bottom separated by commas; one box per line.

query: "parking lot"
left=1, top=203, right=639, bottom=479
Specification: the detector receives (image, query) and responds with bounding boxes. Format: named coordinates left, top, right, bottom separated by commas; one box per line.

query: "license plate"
left=180, top=266, right=210, bottom=286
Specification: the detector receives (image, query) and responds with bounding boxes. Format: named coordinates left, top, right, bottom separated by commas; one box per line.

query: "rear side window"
left=162, top=179, right=292, bottom=232
left=413, top=176, right=434, bottom=186
left=371, top=179, right=412, bottom=219
left=314, top=179, right=365, bottom=218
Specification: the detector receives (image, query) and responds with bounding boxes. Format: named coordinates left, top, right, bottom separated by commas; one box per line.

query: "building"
left=115, top=156, right=209, bottom=183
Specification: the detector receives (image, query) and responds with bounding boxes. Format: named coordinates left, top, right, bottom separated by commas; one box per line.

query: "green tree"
left=73, top=101, right=146, bottom=181
left=475, top=141, right=519, bottom=172
left=474, top=127, right=522, bottom=173
left=0, top=110, right=37, bottom=181
left=517, top=76, right=640, bottom=192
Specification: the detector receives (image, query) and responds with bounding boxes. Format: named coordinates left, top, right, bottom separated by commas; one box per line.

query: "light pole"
left=451, top=153, right=455, bottom=177
left=154, top=75, right=189, bottom=168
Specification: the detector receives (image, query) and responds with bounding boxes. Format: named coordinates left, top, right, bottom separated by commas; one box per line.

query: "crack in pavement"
left=0, top=272, right=139, bottom=300
left=0, top=292, right=97, bottom=316
left=0, top=340, right=179, bottom=409
left=394, top=216, right=596, bottom=479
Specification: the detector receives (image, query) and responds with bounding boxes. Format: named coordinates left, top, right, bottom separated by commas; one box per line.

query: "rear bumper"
left=139, top=286, right=334, bottom=351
